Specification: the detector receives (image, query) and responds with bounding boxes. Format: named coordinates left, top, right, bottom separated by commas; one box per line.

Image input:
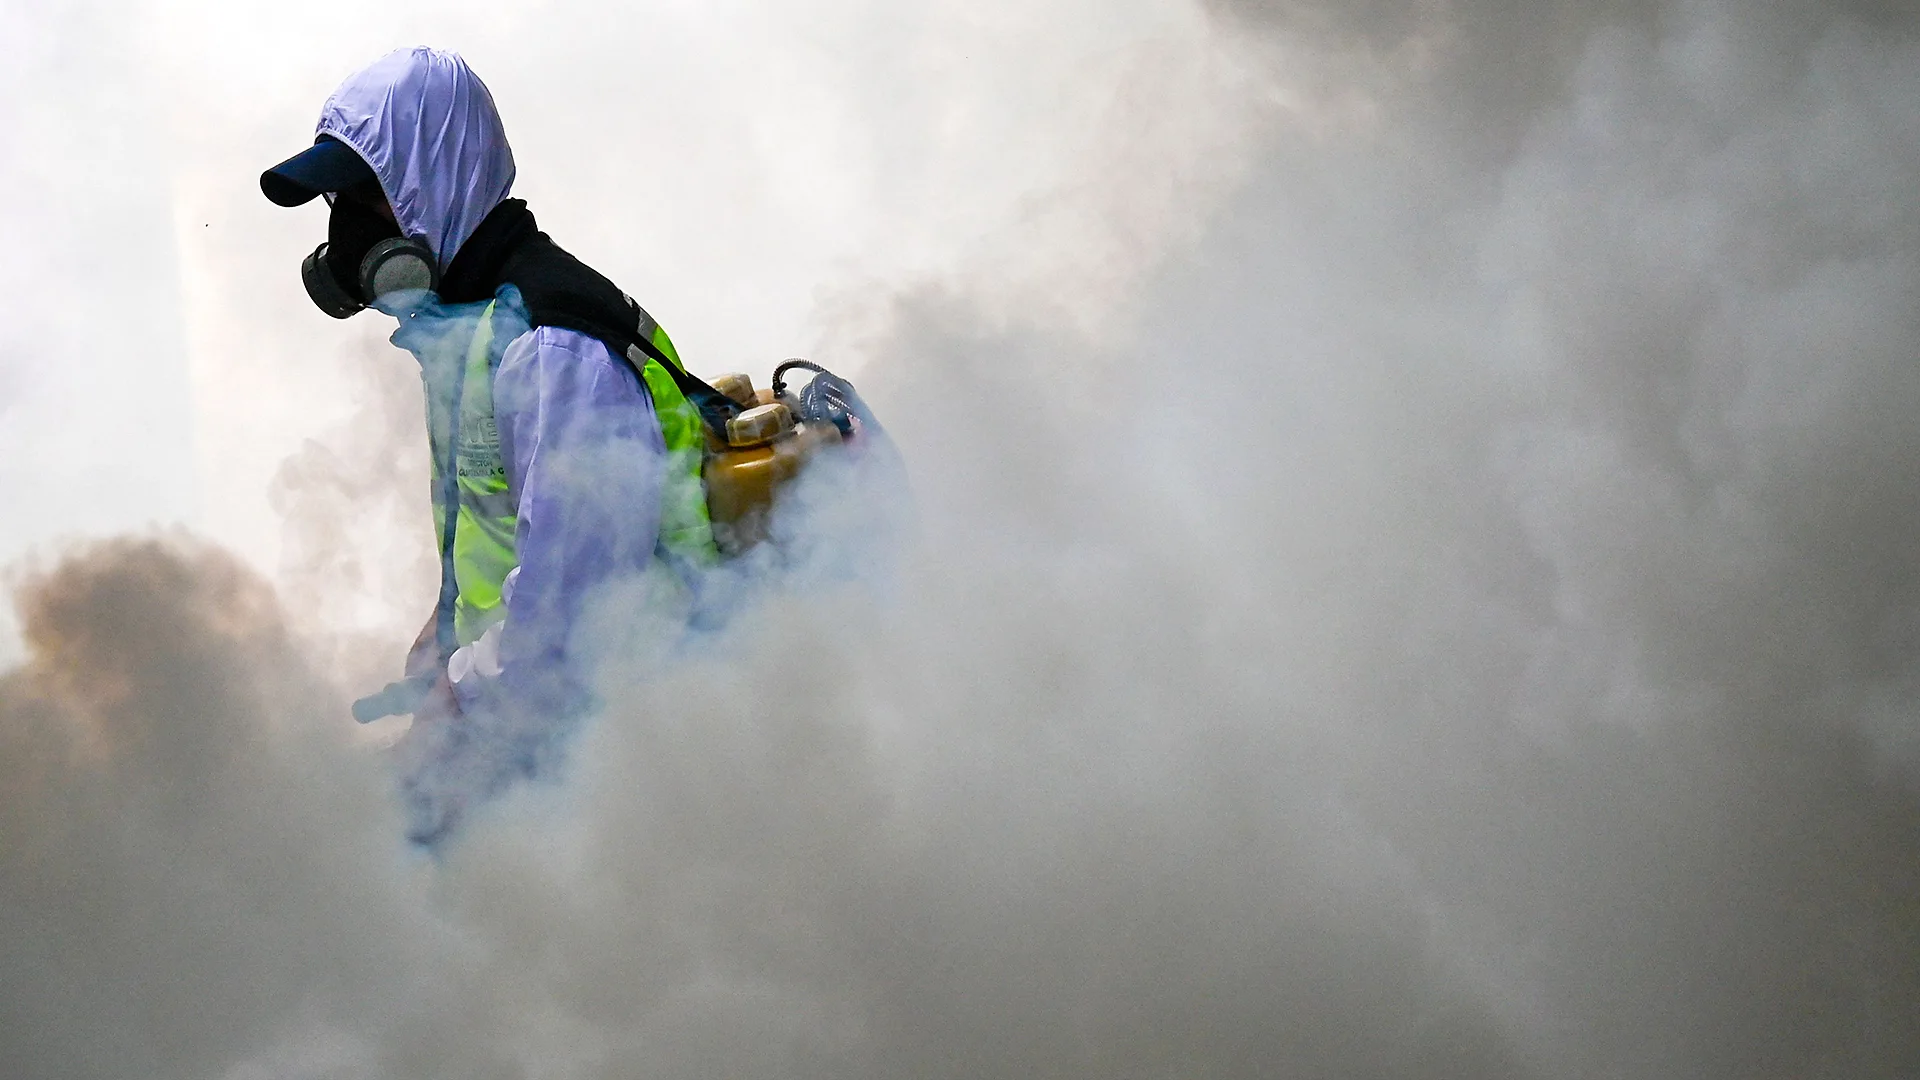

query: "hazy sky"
left=4, top=2, right=1920, bottom=1078
left=0, top=0, right=1239, bottom=587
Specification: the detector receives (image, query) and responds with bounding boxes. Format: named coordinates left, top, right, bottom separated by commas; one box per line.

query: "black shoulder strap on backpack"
left=460, top=202, right=743, bottom=441
left=613, top=299, right=744, bottom=441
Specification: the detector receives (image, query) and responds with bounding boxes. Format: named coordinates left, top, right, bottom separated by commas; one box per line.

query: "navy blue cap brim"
left=261, top=136, right=377, bottom=207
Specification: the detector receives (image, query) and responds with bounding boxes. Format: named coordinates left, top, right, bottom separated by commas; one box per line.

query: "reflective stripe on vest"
left=429, top=298, right=720, bottom=650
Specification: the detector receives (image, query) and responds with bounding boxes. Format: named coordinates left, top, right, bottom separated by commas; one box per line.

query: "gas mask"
left=301, top=198, right=440, bottom=318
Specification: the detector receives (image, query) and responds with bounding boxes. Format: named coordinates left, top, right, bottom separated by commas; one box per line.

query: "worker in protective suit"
left=261, top=48, right=718, bottom=845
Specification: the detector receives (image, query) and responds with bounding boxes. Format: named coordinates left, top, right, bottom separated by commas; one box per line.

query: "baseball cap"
left=260, top=136, right=377, bottom=207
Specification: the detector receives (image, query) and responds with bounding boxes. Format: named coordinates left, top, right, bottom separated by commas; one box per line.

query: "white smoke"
left=4, top=1, right=1920, bottom=1078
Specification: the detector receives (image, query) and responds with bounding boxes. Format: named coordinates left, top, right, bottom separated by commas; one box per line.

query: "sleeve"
left=451, top=325, right=666, bottom=720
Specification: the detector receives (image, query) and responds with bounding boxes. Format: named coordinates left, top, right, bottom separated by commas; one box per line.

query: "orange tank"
left=701, top=378, right=843, bottom=556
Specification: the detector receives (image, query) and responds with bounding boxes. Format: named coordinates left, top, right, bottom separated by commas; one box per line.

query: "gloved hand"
left=392, top=670, right=462, bottom=761
left=350, top=613, right=448, bottom=723
left=403, top=612, right=440, bottom=679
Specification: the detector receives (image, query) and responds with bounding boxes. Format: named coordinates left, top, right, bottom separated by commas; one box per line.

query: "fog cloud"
left=4, top=1, right=1920, bottom=1077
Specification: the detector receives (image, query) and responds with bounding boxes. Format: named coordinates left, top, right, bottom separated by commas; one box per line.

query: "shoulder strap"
left=617, top=319, right=741, bottom=441
left=493, top=228, right=742, bottom=442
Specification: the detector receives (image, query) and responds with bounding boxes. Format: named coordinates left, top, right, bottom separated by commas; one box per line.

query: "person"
left=260, top=47, right=726, bottom=845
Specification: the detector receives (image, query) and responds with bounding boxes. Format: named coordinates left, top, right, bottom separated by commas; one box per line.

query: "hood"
left=314, top=47, right=516, bottom=271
